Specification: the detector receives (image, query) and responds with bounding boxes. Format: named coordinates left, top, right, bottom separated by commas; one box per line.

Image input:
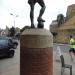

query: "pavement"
left=53, top=44, right=75, bottom=75
left=0, top=42, right=75, bottom=75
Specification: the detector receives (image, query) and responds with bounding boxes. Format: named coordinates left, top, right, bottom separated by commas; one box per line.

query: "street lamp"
left=10, top=13, right=19, bottom=27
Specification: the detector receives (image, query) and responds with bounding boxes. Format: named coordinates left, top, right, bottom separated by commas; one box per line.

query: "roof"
left=50, top=20, right=58, bottom=26
left=59, top=16, right=75, bottom=30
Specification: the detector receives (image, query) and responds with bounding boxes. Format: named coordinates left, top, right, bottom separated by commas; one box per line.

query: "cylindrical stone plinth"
left=20, top=29, right=53, bottom=75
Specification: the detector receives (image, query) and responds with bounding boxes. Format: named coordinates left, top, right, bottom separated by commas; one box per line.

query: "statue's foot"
left=37, top=17, right=45, bottom=22
left=31, top=24, right=35, bottom=28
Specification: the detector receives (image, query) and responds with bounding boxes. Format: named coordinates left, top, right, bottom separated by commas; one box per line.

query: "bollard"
left=20, top=29, right=53, bottom=75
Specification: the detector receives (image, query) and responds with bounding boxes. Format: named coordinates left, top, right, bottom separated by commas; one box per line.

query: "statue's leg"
left=37, top=0, right=46, bottom=22
left=30, top=4, right=35, bottom=28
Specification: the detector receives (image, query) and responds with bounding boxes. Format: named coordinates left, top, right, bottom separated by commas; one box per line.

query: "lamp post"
left=10, top=13, right=19, bottom=27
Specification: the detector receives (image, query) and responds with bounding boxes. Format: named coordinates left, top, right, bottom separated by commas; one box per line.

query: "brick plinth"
left=20, top=29, right=53, bottom=75
left=20, top=47, right=53, bottom=75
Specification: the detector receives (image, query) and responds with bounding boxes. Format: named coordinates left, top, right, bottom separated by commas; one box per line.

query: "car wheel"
left=8, top=50, right=15, bottom=58
left=13, top=44, right=17, bottom=49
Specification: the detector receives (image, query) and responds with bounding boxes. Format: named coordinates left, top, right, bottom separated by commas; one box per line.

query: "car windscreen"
left=0, top=40, right=8, bottom=48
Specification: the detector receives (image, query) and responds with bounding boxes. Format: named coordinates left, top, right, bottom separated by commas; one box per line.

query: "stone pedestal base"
left=20, top=29, right=53, bottom=75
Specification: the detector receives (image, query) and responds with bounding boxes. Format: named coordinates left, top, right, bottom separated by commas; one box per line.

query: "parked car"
left=0, top=37, right=18, bottom=58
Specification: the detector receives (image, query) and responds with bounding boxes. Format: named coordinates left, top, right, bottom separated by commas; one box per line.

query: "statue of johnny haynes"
left=28, top=0, right=46, bottom=28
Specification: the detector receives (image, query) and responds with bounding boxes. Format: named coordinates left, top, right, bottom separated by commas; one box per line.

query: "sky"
left=0, top=0, right=75, bottom=29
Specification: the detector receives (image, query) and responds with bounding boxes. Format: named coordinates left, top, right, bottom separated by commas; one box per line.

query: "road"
left=53, top=43, right=70, bottom=52
left=0, top=40, right=20, bottom=75
left=53, top=43, right=75, bottom=75
left=0, top=42, right=71, bottom=75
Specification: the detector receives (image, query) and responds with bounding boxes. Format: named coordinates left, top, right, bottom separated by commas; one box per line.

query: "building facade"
left=50, top=4, right=75, bottom=43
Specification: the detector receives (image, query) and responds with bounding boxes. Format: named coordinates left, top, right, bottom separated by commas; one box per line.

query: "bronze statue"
left=28, top=0, right=46, bottom=28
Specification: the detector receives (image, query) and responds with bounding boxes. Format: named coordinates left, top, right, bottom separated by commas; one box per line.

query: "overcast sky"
left=0, top=0, right=75, bottom=29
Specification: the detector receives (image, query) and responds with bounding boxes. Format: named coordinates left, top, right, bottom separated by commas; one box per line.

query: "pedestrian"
left=57, top=46, right=62, bottom=56
left=28, top=0, right=46, bottom=28
left=55, top=45, right=63, bottom=62
left=69, top=35, right=75, bottom=60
